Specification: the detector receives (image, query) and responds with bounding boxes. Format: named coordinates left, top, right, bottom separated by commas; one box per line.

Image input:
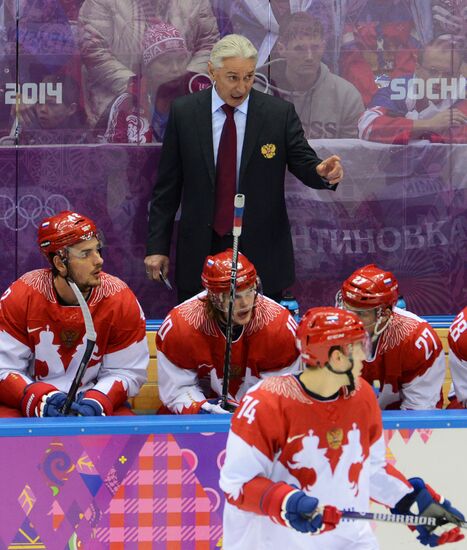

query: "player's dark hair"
left=48, top=253, right=60, bottom=277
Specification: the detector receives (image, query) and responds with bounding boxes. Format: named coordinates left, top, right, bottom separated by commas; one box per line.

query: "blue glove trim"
left=70, top=396, right=105, bottom=416
left=392, top=478, right=465, bottom=547
left=43, top=391, right=68, bottom=417
left=282, top=490, right=322, bottom=533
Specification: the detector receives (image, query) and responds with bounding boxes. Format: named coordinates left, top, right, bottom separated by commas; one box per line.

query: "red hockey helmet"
left=340, top=264, right=398, bottom=310
left=38, top=210, right=98, bottom=259
left=201, top=249, right=257, bottom=294
left=296, top=307, right=367, bottom=368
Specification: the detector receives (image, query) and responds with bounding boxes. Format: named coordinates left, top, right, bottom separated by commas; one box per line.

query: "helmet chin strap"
left=373, top=307, right=392, bottom=338
left=57, top=256, right=90, bottom=299
left=367, top=310, right=392, bottom=358
left=60, top=255, right=77, bottom=287
left=325, top=360, right=356, bottom=393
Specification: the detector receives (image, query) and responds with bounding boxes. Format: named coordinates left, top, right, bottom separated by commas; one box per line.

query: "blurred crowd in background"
left=0, top=0, right=465, bottom=146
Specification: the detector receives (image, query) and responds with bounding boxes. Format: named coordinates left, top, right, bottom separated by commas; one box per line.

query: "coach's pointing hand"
left=316, top=155, right=343, bottom=185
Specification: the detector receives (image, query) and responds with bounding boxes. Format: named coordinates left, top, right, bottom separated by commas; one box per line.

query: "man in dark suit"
left=145, top=34, right=343, bottom=303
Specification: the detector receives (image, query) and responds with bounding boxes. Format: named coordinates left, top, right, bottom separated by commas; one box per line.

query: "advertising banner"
left=1, top=415, right=466, bottom=549
left=0, top=140, right=465, bottom=317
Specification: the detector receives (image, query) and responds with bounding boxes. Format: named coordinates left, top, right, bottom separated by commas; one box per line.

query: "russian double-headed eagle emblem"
left=261, top=143, right=276, bottom=159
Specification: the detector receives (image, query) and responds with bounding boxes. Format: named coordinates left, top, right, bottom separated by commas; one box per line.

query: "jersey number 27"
left=415, top=327, right=438, bottom=360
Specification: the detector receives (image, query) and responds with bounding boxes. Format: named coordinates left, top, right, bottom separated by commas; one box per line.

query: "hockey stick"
left=220, top=194, right=245, bottom=412
left=339, top=510, right=466, bottom=528
left=61, top=279, right=97, bottom=415
left=311, top=508, right=467, bottom=529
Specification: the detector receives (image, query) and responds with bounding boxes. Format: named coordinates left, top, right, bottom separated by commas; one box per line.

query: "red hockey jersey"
left=156, top=293, right=300, bottom=413
left=448, top=306, right=467, bottom=407
left=0, top=269, right=149, bottom=412
left=362, top=308, right=445, bottom=409
left=220, top=374, right=412, bottom=549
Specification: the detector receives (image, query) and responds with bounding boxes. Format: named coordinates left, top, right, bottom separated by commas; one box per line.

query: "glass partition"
left=1, top=1, right=465, bottom=317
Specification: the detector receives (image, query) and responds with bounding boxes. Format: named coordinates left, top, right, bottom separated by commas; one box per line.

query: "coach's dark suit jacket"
left=147, top=87, right=336, bottom=295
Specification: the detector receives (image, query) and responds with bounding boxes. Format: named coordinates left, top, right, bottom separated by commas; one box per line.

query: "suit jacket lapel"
left=239, top=88, right=265, bottom=188
left=195, top=88, right=216, bottom=187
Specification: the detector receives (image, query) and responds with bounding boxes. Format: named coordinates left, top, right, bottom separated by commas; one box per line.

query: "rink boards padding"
left=0, top=412, right=466, bottom=550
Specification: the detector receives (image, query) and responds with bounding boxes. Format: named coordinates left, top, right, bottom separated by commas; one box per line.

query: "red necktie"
left=213, top=104, right=237, bottom=236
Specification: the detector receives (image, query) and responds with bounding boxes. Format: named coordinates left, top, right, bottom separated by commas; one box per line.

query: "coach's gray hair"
left=209, top=34, right=258, bottom=69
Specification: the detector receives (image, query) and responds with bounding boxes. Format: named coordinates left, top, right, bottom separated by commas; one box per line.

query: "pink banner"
left=0, top=431, right=226, bottom=549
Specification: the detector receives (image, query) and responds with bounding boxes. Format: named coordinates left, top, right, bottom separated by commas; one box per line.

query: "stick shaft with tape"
left=339, top=510, right=466, bottom=529
left=220, top=194, right=245, bottom=411
left=307, top=507, right=467, bottom=529
left=62, top=280, right=97, bottom=415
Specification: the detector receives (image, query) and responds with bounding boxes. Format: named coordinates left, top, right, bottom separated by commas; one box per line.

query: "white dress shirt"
left=211, top=86, right=250, bottom=187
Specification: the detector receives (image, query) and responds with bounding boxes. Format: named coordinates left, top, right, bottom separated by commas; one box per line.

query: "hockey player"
left=446, top=306, right=467, bottom=409
left=220, top=307, right=465, bottom=549
left=337, top=264, right=446, bottom=410
left=0, top=211, right=149, bottom=417
left=156, top=249, right=300, bottom=414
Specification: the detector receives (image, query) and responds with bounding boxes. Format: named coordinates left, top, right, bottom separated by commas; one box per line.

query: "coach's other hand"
left=144, top=254, right=169, bottom=282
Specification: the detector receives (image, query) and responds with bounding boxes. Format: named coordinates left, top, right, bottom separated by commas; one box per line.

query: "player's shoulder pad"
left=17, top=269, right=55, bottom=301
left=244, top=294, right=284, bottom=335
left=256, top=374, right=311, bottom=404
left=88, top=273, right=129, bottom=305
left=175, top=296, right=218, bottom=336
left=380, top=309, right=425, bottom=350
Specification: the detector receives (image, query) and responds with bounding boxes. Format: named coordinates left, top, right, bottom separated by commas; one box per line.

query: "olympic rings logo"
left=0, top=194, right=71, bottom=230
